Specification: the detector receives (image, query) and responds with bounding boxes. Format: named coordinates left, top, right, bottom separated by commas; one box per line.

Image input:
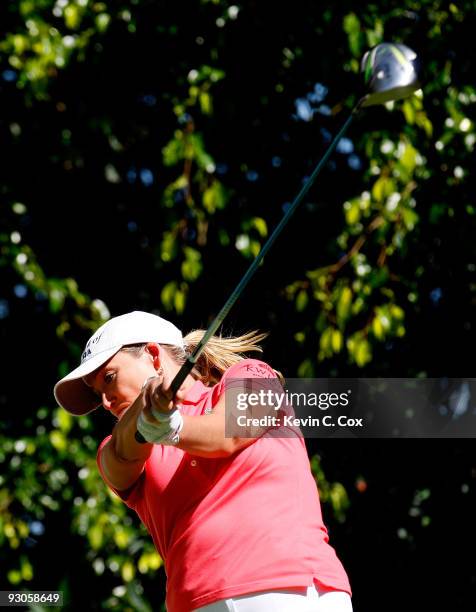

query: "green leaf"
left=57, top=409, right=72, bottom=434
left=402, top=208, right=419, bottom=231
left=372, top=177, right=395, bottom=203
left=96, top=13, right=111, bottom=32
left=402, top=99, right=416, bottom=124
left=329, top=482, right=350, bottom=522
left=331, top=329, right=343, bottom=353
left=355, top=338, right=372, bottom=366
left=162, top=132, right=184, bottom=166
left=49, top=431, right=67, bottom=452
left=250, top=217, right=268, bottom=237
left=390, top=304, right=405, bottom=321
left=429, top=203, right=446, bottom=224
left=88, top=524, right=103, bottom=550
left=160, top=281, right=178, bottom=311
left=122, top=561, right=135, bottom=582
left=218, top=229, right=230, bottom=246
left=48, top=285, right=66, bottom=313
left=347, top=333, right=372, bottom=367
left=400, top=142, right=418, bottom=174
left=12, top=34, right=29, bottom=55
left=336, top=286, right=352, bottom=328
left=298, top=359, right=315, bottom=377
left=174, top=288, right=186, bottom=314
left=181, top=247, right=203, bottom=281
left=372, top=316, right=384, bottom=340
left=189, top=133, right=214, bottom=169
left=203, top=181, right=227, bottom=213
left=199, top=91, right=212, bottom=115
left=319, top=327, right=334, bottom=359
left=160, top=232, right=178, bottom=263
left=64, top=5, right=81, bottom=29
left=344, top=199, right=360, bottom=225
left=113, top=528, right=129, bottom=549
left=20, top=556, right=33, bottom=581
left=7, top=570, right=21, bottom=585
left=296, top=290, right=308, bottom=312
left=343, top=13, right=362, bottom=58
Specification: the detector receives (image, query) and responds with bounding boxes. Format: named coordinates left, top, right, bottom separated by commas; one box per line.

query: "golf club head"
left=359, top=43, right=420, bottom=108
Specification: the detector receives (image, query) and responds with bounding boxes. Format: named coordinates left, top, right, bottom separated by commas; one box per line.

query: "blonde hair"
left=122, top=330, right=283, bottom=385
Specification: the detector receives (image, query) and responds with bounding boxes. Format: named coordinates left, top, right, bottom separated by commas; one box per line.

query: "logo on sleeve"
left=243, top=363, right=275, bottom=378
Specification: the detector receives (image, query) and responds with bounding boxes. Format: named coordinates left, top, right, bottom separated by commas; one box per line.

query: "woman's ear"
left=144, top=343, right=161, bottom=370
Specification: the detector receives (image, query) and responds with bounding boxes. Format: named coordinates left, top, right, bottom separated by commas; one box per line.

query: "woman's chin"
left=116, top=406, right=130, bottom=420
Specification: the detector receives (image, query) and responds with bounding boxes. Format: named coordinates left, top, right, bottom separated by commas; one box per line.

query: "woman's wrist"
left=136, top=408, right=184, bottom=445
left=112, top=404, right=153, bottom=463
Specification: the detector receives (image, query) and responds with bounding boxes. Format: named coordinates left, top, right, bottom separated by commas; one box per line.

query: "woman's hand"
left=141, top=375, right=174, bottom=417
left=137, top=375, right=185, bottom=445
left=141, top=374, right=189, bottom=416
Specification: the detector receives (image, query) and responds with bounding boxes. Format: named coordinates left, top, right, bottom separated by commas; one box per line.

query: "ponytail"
left=164, top=330, right=283, bottom=385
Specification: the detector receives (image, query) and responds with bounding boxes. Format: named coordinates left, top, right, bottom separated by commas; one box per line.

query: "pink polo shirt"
left=97, top=359, right=351, bottom=611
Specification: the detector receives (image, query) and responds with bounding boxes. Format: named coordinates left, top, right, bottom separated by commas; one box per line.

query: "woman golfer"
left=54, top=311, right=352, bottom=611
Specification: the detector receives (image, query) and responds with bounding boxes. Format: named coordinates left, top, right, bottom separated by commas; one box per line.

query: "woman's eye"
left=104, top=373, right=115, bottom=384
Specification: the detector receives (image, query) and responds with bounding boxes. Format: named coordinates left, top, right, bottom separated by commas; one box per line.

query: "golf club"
left=135, top=42, right=420, bottom=443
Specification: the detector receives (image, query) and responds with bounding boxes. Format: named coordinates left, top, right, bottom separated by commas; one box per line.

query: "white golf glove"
left=136, top=407, right=183, bottom=445
left=136, top=376, right=184, bottom=445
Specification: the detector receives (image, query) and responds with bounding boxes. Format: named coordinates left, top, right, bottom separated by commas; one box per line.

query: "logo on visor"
left=81, top=332, right=104, bottom=362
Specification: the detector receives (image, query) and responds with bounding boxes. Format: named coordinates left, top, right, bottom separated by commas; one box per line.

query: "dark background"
left=1, top=1, right=475, bottom=610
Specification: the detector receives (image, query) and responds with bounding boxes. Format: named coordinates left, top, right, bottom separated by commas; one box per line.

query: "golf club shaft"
left=172, top=107, right=359, bottom=390
left=135, top=105, right=360, bottom=443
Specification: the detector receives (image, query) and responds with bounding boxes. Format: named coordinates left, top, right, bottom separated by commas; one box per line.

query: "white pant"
left=193, top=584, right=353, bottom=611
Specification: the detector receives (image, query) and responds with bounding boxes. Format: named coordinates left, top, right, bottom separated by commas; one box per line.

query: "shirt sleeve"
left=221, top=358, right=278, bottom=382
left=96, top=435, right=144, bottom=509
left=218, top=359, right=298, bottom=440
left=218, top=359, right=281, bottom=396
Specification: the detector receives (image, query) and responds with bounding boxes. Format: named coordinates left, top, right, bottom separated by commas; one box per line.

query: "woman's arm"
left=99, top=394, right=153, bottom=491
left=176, top=393, right=256, bottom=458
left=141, top=377, right=276, bottom=458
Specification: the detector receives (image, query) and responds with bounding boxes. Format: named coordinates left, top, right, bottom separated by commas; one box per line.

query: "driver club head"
left=359, top=42, right=420, bottom=108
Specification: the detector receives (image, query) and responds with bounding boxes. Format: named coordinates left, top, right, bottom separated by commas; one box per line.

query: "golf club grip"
left=134, top=356, right=197, bottom=444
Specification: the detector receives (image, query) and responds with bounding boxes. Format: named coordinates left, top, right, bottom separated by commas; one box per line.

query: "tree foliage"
left=1, top=1, right=476, bottom=610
